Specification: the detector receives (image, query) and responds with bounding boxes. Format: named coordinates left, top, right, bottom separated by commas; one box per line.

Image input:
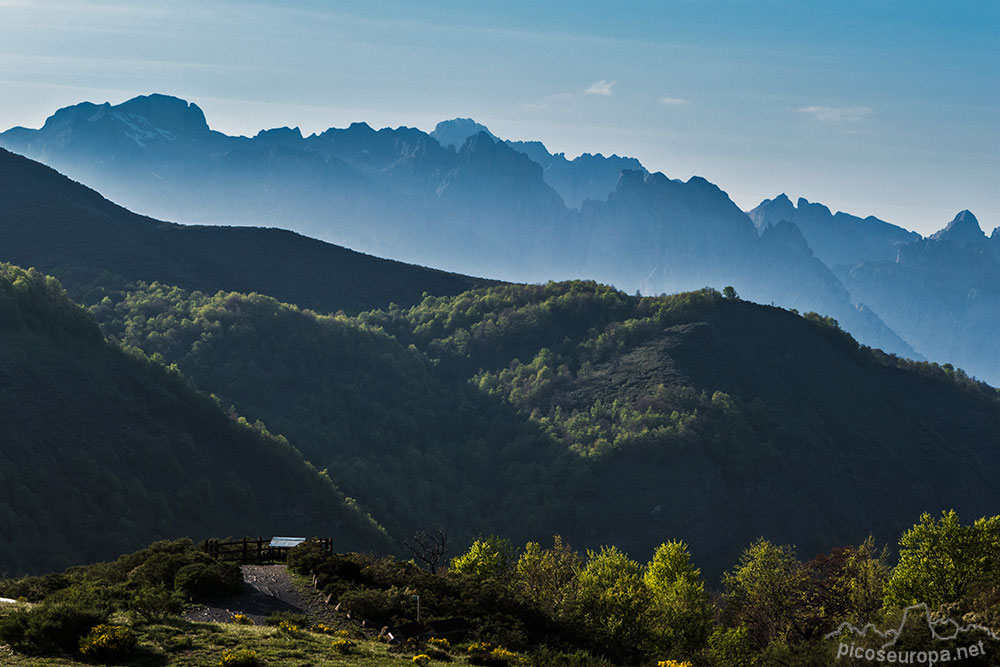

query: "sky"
left=0, top=0, right=997, bottom=236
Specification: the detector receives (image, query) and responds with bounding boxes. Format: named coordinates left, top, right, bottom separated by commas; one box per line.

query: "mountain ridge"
left=0, top=147, right=492, bottom=314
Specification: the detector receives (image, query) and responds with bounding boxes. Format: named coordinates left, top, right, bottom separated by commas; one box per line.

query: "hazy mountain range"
left=1, top=93, right=997, bottom=384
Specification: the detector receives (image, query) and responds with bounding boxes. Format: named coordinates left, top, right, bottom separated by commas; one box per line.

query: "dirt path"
left=183, top=564, right=339, bottom=626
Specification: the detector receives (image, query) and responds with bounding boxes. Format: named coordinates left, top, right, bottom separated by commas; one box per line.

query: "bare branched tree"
left=403, top=528, right=449, bottom=574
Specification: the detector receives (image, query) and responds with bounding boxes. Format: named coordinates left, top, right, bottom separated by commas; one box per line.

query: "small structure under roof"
left=269, top=536, right=306, bottom=549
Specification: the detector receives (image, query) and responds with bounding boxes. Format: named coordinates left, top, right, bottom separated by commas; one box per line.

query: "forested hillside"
left=0, top=264, right=389, bottom=575
left=93, top=279, right=1000, bottom=577
left=92, top=283, right=582, bottom=546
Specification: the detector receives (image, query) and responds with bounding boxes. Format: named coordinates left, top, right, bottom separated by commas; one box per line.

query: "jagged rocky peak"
left=611, top=168, right=654, bottom=194
left=253, top=126, right=304, bottom=144
left=929, top=210, right=986, bottom=246
left=760, top=219, right=812, bottom=253
left=459, top=129, right=503, bottom=153
left=447, top=131, right=545, bottom=182
left=432, top=118, right=498, bottom=149
left=115, top=94, right=211, bottom=136
left=607, top=170, right=735, bottom=210
left=33, top=94, right=212, bottom=145
left=748, top=193, right=795, bottom=231
left=796, top=197, right=832, bottom=217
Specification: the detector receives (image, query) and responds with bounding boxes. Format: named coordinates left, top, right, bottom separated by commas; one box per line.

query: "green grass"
left=0, top=609, right=459, bottom=667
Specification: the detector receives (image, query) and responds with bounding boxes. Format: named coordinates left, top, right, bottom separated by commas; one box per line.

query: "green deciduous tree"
left=884, top=510, right=1000, bottom=608
left=644, top=540, right=713, bottom=655
left=722, top=539, right=804, bottom=649
left=449, top=536, right=515, bottom=580
left=515, top=535, right=582, bottom=620
left=577, top=546, right=653, bottom=660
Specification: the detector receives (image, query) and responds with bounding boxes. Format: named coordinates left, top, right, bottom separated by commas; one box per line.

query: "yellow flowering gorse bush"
left=219, top=648, right=259, bottom=667
left=332, top=637, right=356, bottom=653
left=78, top=624, right=137, bottom=659
left=276, top=619, right=300, bottom=636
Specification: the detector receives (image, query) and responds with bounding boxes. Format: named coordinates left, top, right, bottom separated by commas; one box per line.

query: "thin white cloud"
left=519, top=92, right=576, bottom=111
left=660, top=96, right=688, bottom=106
left=585, top=79, right=615, bottom=96
left=798, top=105, right=872, bottom=123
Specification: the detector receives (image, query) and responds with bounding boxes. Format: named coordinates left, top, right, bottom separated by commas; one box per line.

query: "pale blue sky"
left=1, top=0, right=997, bottom=235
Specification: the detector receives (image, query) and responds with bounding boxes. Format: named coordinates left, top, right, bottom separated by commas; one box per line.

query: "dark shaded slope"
left=92, top=284, right=581, bottom=550
left=0, top=148, right=490, bottom=313
left=580, top=298, right=999, bottom=562
left=0, top=264, right=388, bottom=575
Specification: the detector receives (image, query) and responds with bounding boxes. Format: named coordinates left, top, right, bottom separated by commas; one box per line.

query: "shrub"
left=265, top=611, right=311, bottom=627
left=131, top=552, right=191, bottom=589
left=337, top=587, right=408, bottom=625
left=490, top=646, right=528, bottom=665
left=128, top=584, right=183, bottom=622
left=428, top=636, right=451, bottom=649
left=332, top=637, right=356, bottom=653
left=174, top=561, right=242, bottom=600
left=276, top=619, right=300, bottom=636
left=287, top=538, right=329, bottom=575
left=231, top=613, right=254, bottom=625
left=78, top=624, right=137, bottom=660
left=528, top=647, right=613, bottom=667
left=413, top=655, right=431, bottom=666
left=0, top=601, right=107, bottom=654
left=466, top=642, right=528, bottom=666
left=0, top=573, right=71, bottom=602
left=220, top=648, right=259, bottom=667
left=469, top=641, right=520, bottom=666
left=309, top=623, right=338, bottom=637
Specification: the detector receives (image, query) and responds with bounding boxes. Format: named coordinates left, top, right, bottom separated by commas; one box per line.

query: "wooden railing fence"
left=202, top=537, right=332, bottom=564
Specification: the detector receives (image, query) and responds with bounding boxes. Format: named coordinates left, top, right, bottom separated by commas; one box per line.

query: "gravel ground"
left=183, top=564, right=340, bottom=627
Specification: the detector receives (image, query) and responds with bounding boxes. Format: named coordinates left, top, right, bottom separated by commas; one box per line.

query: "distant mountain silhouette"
left=748, top=194, right=920, bottom=267
left=839, top=212, right=1000, bottom=385
left=433, top=117, right=649, bottom=209
left=431, top=117, right=497, bottom=149
left=930, top=210, right=989, bottom=247
left=13, top=93, right=1000, bottom=379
